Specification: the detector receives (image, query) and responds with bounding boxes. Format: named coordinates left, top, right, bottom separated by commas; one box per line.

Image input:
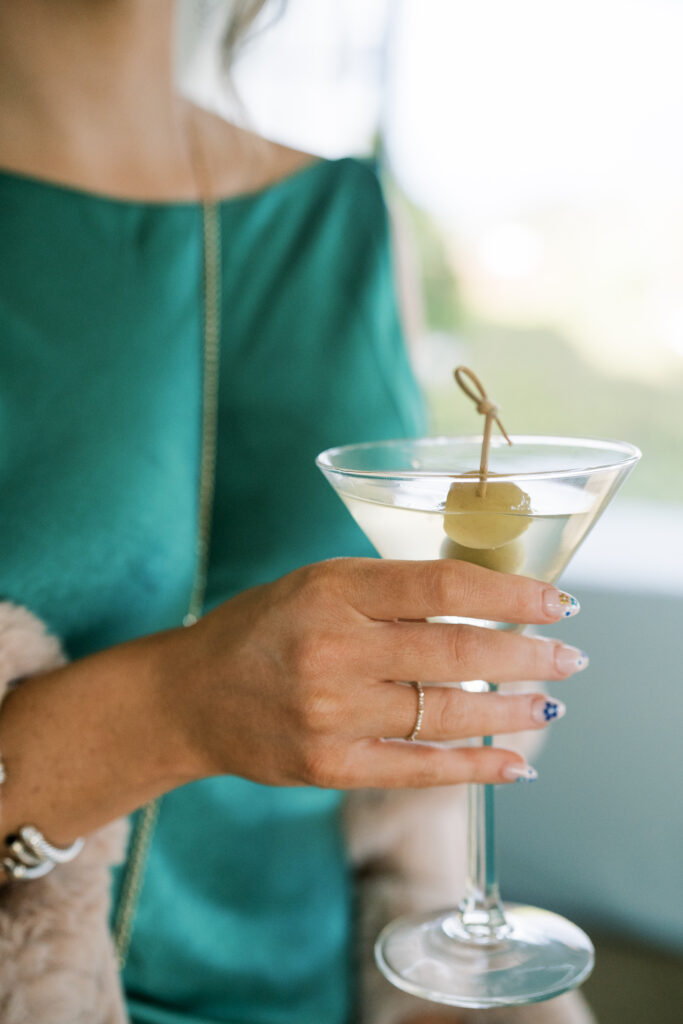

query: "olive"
left=440, top=537, right=526, bottom=574
left=443, top=480, right=532, bottom=549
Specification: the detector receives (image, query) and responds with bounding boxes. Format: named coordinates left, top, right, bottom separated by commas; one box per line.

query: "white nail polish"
left=544, top=590, right=581, bottom=619
left=531, top=697, right=566, bottom=725
left=555, top=644, right=590, bottom=674
left=502, top=762, right=538, bottom=782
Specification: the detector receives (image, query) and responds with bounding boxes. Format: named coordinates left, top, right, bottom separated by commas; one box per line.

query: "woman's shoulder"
left=197, top=110, right=312, bottom=195
left=196, top=105, right=383, bottom=207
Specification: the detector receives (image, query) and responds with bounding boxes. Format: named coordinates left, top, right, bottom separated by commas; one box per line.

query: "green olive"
left=440, top=537, right=526, bottom=574
left=443, top=480, right=532, bottom=549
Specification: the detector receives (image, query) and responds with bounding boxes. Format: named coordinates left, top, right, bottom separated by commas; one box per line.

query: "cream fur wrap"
left=0, top=602, right=128, bottom=1024
left=0, top=603, right=596, bottom=1024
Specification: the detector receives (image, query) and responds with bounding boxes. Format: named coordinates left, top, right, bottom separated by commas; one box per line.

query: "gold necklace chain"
left=112, top=116, right=221, bottom=969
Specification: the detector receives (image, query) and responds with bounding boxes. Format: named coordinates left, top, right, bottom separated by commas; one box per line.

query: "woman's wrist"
left=148, top=622, right=211, bottom=782
left=0, top=625, right=205, bottom=847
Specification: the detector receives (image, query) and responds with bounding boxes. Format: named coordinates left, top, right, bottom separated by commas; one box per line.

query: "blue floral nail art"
left=532, top=696, right=566, bottom=726
left=543, top=699, right=561, bottom=722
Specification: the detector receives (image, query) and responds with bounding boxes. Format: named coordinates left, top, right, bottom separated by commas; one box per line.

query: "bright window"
left=179, top=0, right=683, bottom=507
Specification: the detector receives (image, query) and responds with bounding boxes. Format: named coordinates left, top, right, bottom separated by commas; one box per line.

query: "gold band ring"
left=405, top=681, right=425, bottom=741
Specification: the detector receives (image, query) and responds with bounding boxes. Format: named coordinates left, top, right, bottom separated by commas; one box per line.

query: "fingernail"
left=544, top=589, right=580, bottom=619
left=502, top=762, right=538, bottom=782
left=555, top=644, right=590, bottom=675
left=532, top=696, right=566, bottom=725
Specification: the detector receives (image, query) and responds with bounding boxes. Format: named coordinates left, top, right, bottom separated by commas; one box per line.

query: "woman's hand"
left=170, top=558, right=585, bottom=789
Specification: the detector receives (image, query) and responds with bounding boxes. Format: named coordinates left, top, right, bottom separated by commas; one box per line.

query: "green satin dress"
left=0, top=157, right=425, bottom=1023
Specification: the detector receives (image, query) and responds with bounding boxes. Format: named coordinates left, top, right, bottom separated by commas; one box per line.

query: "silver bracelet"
left=2, top=825, right=84, bottom=881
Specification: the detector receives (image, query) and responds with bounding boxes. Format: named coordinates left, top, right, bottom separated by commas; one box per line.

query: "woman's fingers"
left=357, top=683, right=565, bottom=743
left=365, top=622, right=588, bottom=684
left=339, top=739, right=535, bottom=789
left=337, top=558, right=579, bottom=625
left=190, top=559, right=584, bottom=788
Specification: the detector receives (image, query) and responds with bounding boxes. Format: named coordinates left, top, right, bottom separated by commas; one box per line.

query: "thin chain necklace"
left=112, top=114, right=221, bottom=968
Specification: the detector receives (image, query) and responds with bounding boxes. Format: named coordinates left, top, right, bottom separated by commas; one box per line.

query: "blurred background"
left=177, top=2, right=683, bottom=1020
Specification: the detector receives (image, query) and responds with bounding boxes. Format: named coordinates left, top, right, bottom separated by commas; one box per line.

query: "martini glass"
left=316, top=435, right=640, bottom=1009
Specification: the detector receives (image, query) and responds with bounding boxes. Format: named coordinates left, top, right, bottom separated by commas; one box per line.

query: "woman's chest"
left=0, top=275, right=202, bottom=656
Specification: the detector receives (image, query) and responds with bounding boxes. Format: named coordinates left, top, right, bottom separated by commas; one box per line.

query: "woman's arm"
left=0, top=558, right=583, bottom=858
left=0, top=625, right=198, bottom=849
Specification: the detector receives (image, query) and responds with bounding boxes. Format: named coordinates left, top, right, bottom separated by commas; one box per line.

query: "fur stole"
left=0, top=602, right=128, bottom=1024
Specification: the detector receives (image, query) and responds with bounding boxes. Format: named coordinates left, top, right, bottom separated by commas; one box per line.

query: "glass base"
left=375, top=903, right=595, bottom=1009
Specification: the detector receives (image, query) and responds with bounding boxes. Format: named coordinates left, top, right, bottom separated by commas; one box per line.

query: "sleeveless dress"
left=0, top=157, right=425, bottom=1023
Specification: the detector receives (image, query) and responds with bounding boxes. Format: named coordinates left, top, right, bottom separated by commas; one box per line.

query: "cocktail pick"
left=453, top=366, right=512, bottom=498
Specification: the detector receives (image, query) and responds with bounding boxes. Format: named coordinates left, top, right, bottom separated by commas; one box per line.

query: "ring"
left=405, top=681, right=425, bottom=741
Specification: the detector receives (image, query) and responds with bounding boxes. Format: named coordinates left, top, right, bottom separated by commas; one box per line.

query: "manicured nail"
left=532, top=696, right=566, bottom=725
left=502, top=762, right=538, bottom=782
left=544, top=589, right=580, bottom=619
left=555, top=644, right=590, bottom=675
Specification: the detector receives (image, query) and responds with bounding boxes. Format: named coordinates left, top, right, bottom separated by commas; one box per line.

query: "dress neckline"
left=0, top=156, right=333, bottom=210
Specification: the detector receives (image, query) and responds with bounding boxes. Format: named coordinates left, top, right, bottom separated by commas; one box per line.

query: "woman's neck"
left=0, top=0, right=199, bottom=197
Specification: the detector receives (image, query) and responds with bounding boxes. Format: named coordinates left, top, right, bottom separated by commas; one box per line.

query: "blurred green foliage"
left=428, top=325, right=682, bottom=503
left=392, top=187, right=683, bottom=503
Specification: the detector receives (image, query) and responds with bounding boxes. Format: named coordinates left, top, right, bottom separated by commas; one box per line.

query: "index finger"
left=337, top=558, right=579, bottom=625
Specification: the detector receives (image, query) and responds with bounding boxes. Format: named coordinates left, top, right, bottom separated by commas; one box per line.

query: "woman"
left=0, top=2, right=590, bottom=1022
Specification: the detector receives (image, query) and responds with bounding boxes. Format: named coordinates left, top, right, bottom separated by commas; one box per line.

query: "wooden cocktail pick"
left=453, top=366, right=512, bottom=498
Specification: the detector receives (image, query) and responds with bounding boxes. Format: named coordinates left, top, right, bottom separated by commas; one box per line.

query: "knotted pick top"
left=453, top=366, right=513, bottom=497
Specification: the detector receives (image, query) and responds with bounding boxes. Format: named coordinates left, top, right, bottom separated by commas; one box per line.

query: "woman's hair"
left=222, top=0, right=285, bottom=70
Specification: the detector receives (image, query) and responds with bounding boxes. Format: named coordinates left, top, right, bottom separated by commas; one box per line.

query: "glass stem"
left=458, top=683, right=509, bottom=941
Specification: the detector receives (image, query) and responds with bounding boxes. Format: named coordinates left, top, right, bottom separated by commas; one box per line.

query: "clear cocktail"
left=317, top=435, right=640, bottom=1008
